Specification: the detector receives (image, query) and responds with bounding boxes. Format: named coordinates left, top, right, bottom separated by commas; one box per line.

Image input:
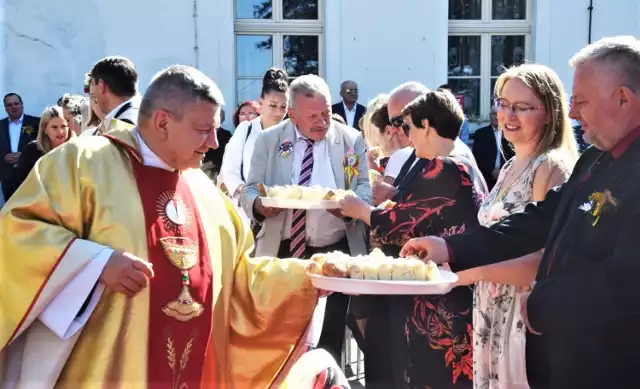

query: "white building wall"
left=325, top=0, right=448, bottom=106
left=2, top=0, right=640, bottom=127
left=533, top=0, right=640, bottom=96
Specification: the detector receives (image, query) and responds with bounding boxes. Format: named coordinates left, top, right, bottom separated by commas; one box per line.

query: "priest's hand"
left=100, top=251, right=155, bottom=297
left=372, top=181, right=398, bottom=206
left=255, top=197, right=284, bottom=218
left=400, top=236, right=450, bottom=264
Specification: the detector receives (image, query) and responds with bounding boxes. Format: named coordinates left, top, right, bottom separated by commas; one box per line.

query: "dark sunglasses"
left=390, top=115, right=404, bottom=128
left=343, top=88, right=358, bottom=94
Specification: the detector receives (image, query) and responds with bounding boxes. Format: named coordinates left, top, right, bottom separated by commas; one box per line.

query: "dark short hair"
left=370, top=103, right=390, bottom=133
left=139, top=65, right=225, bottom=121
left=262, top=67, right=289, bottom=97
left=3, top=93, right=22, bottom=104
left=89, top=56, right=138, bottom=98
left=402, top=90, right=464, bottom=140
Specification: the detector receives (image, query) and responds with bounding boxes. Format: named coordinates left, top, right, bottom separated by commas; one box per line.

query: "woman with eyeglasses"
left=233, top=100, right=260, bottom=127
left=5, top=106, right=76, bottom=200
left=339, top=89, right=488, bottom=389
left=221, top=68, right=289, bottom=214
left=453, top=63, right=578, bottom=389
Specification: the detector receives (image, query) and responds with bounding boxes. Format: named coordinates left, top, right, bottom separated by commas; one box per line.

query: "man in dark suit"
left=471, top=106, right=514, bottom=190
left=331, top=80, right=365, bottom=131
left=0, top=93, right=39, bottom=202
left=202, top=108, right=232, bottom=182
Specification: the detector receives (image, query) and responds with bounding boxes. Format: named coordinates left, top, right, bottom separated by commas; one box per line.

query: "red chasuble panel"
left=129, top=158, right=214, bottom=389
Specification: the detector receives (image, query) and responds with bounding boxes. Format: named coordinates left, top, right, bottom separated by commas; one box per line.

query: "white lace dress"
left=473, top=153, right=565, bottom=389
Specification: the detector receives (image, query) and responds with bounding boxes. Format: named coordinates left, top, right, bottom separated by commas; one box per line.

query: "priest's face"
left=162, top=100, right=220, bottom=170
left=288, top=94, right=331, bottom=141
left=569, top=61, right=636, bottom=151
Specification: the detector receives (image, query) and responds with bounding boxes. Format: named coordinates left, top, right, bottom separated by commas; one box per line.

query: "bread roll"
left=406, top=259, right=427, bottom=281
left=306, top=261, right=322, bottom=275
left=363, top=260, right=379, bottom=280
left=391, top=261, right=412, bottom=281
left=322, top=259, right=348, bottom=278
left=377, top=259, right=393, bottom=280
left=425, top=261, right=442, bottom=281
left=347, top=260, right=365, bottom=279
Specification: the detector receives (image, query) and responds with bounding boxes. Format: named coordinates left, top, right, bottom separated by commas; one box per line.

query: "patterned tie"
left=290, top=138, right=314, bottom=258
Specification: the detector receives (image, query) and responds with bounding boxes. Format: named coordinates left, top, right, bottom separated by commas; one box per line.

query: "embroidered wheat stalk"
left=166, top=335, right=176, bottom=370
left=180, top=337, right=194, bottom=371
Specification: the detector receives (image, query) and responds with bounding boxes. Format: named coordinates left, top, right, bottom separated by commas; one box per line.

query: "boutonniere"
left=343, top=147, right=360, bottom=189
left=22, top=125, right=35, bottom=136
left=579, top=189, right=618, bottom=226
left=278, top=140, right=293, bottom=157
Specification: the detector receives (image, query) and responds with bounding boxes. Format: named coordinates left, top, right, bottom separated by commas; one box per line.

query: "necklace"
left=495, top=156, right=536, bottom=201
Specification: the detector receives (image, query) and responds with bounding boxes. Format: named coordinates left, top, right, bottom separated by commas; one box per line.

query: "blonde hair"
left=494, top=63, right=579, bottom=163
left=37, top=106, right=76, bottom=152
left=361, top=94, right=389, bottom=149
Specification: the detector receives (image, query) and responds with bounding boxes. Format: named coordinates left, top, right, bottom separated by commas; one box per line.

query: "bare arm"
left=456, top=251, right=542, bottom=287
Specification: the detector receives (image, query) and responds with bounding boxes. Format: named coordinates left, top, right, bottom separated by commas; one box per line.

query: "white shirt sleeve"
left=39, top=240, right=112, bottom=340
left=222, top=121, right=250, bottom=197
left=384, top=147, right=413, bottom=179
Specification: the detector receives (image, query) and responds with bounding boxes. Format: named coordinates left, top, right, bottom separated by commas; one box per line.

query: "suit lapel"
left=328, top=125, right=346, bottom=189
left=279, top=121, right=296, bottom=185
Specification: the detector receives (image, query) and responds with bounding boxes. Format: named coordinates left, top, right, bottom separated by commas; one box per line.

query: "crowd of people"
left=0, top=35, right=639, bottom=389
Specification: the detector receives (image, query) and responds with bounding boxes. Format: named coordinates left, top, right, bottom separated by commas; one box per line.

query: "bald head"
left=139, top=65, right=224, bottom=124
left=340, top=80, right=359, bottom=104
left=388, top=81, right=429, bottom=120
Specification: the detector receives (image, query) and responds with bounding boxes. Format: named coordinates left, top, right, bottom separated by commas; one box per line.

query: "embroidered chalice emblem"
left=160, top=237, right=203, bottom=322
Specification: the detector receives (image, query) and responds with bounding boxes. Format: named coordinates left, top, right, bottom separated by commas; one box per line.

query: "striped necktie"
left=290, top=138, right=314, bottom=258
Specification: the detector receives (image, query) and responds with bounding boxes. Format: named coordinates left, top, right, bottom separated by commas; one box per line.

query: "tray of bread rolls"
left=258, top=184, right=355, bottom=209
left=307, top=249, right=458, bottom=295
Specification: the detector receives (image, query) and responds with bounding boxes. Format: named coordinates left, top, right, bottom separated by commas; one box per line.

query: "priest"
left=400, top=36, right=640, bottom=389
left=0, top=65, right=320, bottom=388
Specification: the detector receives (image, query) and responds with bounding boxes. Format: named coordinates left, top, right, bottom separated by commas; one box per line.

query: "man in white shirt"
left=241, top=75, right=370, bottom=364
left=332, top=80, right=365, bottom=131
left=87, top=56, right=140, bottom=135
left=0, top=93, right=40, bottom=201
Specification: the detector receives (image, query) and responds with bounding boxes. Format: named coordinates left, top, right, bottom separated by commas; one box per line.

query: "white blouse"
left=221, top=117, right=263, bottom=197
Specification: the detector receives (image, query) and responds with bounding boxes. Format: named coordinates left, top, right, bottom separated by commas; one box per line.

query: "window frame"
left=234, top=0, right=324, bottom=105
left=448, top=0, right=532, bottom=121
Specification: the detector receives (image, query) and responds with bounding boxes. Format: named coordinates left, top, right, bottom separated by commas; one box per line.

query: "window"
left=234, top=0, right=323, bottom=105
left=448, top=0, right=530, bottom=121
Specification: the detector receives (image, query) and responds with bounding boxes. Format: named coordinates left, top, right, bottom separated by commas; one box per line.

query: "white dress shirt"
left=8, top=114, right=24, bottom=153
left=40, top=131, right=174, bottom=340
left=221, top=117, right=263, bottom=196
left=104, top=99, right=134, bottom=125
left=282, top=129, right=346, bottom=247
left=343, top=102, right=356, bottom=128
left=384, top=146, right=413, bottom=179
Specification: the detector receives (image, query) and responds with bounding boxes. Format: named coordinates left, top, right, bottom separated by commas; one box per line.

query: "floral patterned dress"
left=473, top=153, right=571, bottom=389
left=366, top=154, right=488, bottom=389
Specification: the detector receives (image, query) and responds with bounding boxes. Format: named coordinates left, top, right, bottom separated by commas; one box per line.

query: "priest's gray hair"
left=389, top=82, right=429, bottom=100
left=139, top=65, right=225, bottom=121
left=569, top=36, right=640, bottom=92
left=289, top=75, right=332, bottom=108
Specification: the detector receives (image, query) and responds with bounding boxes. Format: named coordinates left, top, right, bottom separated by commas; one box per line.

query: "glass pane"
left=449, top=0, right=481, bottom=20
left=283, top=0, right=318, bottom=19
left=491, top=35, right=526, bottom=76
left=447, top=78, right=481, bottom=117
left=492, top=0, right=526, bottom=20
left=491, top=77, right=498, bottom=100
left=448, top=36, right=481, bottom=77
left=283, top=35, right=319, bottom=77
left=236, top=35, right=273, bottom=78
left=236, top=78, right=263, bottom=105
left=236, top=0, right=272, bottom=19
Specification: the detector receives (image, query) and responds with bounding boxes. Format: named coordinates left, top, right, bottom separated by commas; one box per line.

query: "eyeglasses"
left=343, top=88, right=358, bottom=94
left=401, top=122, right=411, bottom=136
left=239, top=112, right=257, bottom=119
left=390, top=115, right=404, bottom=128
left=494, top=98, right=543, bottom=116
